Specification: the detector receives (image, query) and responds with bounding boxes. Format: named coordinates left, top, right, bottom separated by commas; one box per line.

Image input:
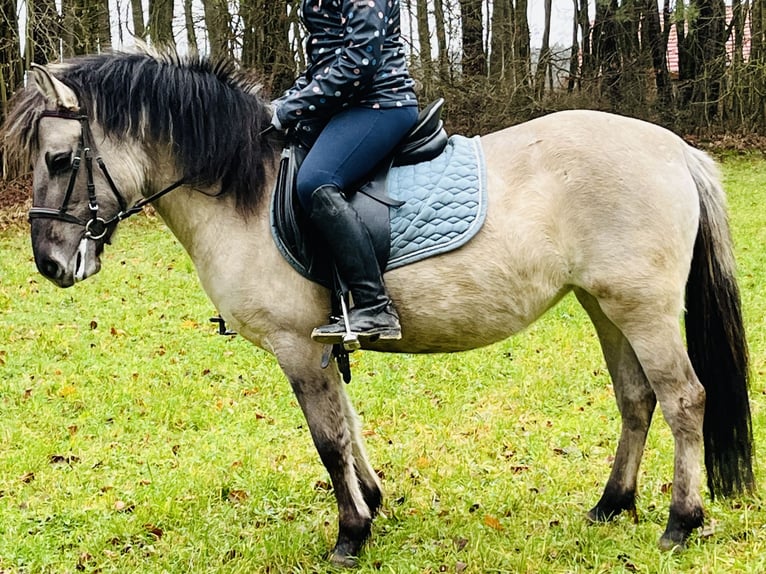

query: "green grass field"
left=0, top=155, right=764, bottom=573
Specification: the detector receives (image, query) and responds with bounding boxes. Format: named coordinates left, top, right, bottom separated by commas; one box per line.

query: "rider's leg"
left=295, top=106, right=418, bottom=342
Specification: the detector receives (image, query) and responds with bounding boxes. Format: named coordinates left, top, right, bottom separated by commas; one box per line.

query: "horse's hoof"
left=586, top=505, right=617, bottom=523
left=329, top=550, right=358, bottom=568
left=658, top=533, right=686, bottom=552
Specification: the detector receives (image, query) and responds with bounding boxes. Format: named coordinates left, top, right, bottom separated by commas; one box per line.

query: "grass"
left=0, top=154, right=765, bottom=573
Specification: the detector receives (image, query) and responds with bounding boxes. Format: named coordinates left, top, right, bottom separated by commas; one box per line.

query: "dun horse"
left=2, top=51, right=754, bottom=565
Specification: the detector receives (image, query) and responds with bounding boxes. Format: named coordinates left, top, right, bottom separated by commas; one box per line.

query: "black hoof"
left=658, top=530, right=687, bottom=552
left=329, top=520, right=371, bottom=567
left=329, top=548, right=358, bottom=568
left=659, top=504, right=704, bottom=551
left=587, top=486, right=636, bottom=523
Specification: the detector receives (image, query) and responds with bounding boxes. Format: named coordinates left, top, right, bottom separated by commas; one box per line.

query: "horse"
left=1, top=50, right=754, bottom=566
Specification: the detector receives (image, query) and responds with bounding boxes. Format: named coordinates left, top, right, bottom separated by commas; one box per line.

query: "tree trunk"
left=459, top=0, right=485, bottom=76
left=643, top=0, right=672, bottom=112
left=695, top=0, right=727, bottom=122
left=29, top=0, right=61, bottom=62
left=416, top=0, right=433, bottom=85
left=61, top=0, right=84, bottom=56
left=131, top=0, right=146, bottom=40
left=592, top=0, right=621, bottom=106
left=578, top=0, right=593, bottom=83
left=489, top=0, right=512, bottom=81
left=567, top=0, right=579, bottom=92
left=149, top=0, right=176, bottom=48
left=0, top=0, right=23, bottom=124
left=241, top=0, right=293, bottom=94
left=533, top=0, right=552, bottom=98
left=184, top=0, right=199, bottom=54
left=512, top=0, right=531, bottom=91
left=433, top=0, right=449, bottom=80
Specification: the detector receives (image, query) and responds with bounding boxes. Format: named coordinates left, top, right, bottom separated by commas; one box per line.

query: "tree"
left=459, top=0, right=485, bottom=76
left=241, top=0, right=294, bottom=94
left=0, top=0, right=22, bottom=121
left=149, top=0, right=175, bottom=48
left=533, top=0, right=552, bottom=98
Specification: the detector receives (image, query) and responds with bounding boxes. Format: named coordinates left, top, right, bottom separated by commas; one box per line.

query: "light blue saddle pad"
left=386, top=134, right=487, bottom=270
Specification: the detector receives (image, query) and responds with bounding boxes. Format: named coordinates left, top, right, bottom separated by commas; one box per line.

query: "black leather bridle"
left=28, top=108, right=185, bottom=240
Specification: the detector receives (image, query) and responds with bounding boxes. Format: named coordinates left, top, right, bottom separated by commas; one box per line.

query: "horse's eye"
left=45, top=151, right=72, bottom=176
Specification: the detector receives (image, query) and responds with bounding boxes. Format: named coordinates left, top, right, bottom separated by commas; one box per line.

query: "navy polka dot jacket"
left=274, top=0, right=419, bottom=131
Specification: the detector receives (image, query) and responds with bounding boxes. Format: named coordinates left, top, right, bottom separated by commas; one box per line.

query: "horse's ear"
left=30, top=63, right=79, bottom=111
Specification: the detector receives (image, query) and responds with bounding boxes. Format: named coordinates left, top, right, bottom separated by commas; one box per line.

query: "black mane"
left=9, top=50, right=278, bottom=214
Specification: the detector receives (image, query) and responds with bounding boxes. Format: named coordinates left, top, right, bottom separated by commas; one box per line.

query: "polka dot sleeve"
left=275, top=0, right=391, bottom=128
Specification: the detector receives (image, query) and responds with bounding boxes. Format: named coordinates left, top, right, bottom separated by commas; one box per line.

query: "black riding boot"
left=309, top=185, right=401, bottom=344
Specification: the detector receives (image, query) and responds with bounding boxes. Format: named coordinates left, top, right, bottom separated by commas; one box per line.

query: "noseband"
left=29, top=109, right=185, bottom=240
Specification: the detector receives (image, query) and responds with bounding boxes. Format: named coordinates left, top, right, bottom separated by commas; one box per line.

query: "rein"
left=28, top=109, right=185, bottom=239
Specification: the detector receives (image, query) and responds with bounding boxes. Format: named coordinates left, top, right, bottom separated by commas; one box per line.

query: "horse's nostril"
left=38, top=257, right=62, bottom=279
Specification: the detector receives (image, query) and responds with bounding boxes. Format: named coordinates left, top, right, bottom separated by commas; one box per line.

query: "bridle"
left=28, top=108, right=185, bottom=240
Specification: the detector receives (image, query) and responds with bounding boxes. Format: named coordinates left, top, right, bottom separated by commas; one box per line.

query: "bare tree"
left=459, top=0, right=485, bottom=76
left=415, top=0, right=434, bottom=86
left=241, top=0, right=294, bottom=94
left=131, top=0, right=146, bottom=40
left=0, top=0, right=22, bottom=121
left=182, top=0, right=199, bottom=54
left=149, top=0, right=175, bottom=48
left=533, top=0, right=552, bottom=98
left=433, top=0, right=450, bottom=79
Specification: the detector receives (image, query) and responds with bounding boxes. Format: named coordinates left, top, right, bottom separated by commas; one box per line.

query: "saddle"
left=271, top=98, right=448, bottom=289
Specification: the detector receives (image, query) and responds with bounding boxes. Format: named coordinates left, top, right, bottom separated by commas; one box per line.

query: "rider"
left=270, top=0, right=419, bottom=344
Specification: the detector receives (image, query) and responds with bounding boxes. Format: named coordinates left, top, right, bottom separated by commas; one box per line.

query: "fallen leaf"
left=114, top=500, right=135, bottom=513
left=49, top=454, right=80, bottom=465
left=227, top=489, right=249, bottom=504
left=144, top=523, right=164, bottom=539
left=314, top=480, right=331, bottom=491
left=453, top=537, right=469, bottom=551
left=58, top=385, right=77, bottom=398
left=483, top=515, right=503, bottom=531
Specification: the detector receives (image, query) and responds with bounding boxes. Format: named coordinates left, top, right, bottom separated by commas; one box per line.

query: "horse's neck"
left=150, top=176, right=325, bottom=345
left=153, top=183, right=275, bottom=301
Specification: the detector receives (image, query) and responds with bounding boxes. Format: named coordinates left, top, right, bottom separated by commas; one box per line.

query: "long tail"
left=683, top=145, right=755, bottom=499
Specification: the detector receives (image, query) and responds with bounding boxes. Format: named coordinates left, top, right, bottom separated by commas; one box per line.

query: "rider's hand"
left=270, top=102, right=284, bottom=132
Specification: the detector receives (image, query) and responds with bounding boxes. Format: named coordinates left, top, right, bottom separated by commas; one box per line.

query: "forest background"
left=0, top=0, right=765, bottom=142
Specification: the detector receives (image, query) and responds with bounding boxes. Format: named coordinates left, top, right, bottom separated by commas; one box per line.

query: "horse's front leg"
left=277, top=348, right=380, bottom=566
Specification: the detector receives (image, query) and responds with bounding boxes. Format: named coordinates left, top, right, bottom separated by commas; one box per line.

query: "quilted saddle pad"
left=386, top=134, right=487, bottom=270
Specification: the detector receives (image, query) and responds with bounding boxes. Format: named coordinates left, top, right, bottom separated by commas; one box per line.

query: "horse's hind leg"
left=574, top=289, right=657, bottom=522
left=596, top=297, right=706, bottom=549
left=277, top=351, right=378, bottom=566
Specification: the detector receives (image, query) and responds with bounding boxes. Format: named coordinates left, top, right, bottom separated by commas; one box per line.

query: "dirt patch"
left=0, top=174, right=31, bottom=230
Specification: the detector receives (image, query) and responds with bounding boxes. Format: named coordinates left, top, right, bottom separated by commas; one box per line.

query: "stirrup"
left=311, top=296, right=361, bottom=351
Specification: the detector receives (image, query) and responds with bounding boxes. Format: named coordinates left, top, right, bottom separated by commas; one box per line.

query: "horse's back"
left=382, top=111, right=703, bottom=352
left=480, top=110, right=701, bottom=292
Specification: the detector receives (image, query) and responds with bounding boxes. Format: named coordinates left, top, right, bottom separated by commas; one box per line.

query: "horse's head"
left=3, top=52, right=277, bottom=288
left=20, top=65, right=150, bottom=287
